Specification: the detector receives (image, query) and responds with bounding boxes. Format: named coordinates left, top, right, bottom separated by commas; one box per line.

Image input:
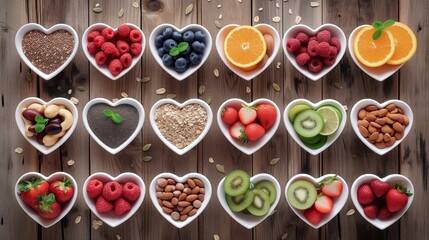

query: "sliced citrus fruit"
left=316, top=106, right=340, bottom=136
left=353, top=26, right=395, bottom=67
left=386, top=22, right=417, bottom=65
left=224, top=26, right=267, bottom=70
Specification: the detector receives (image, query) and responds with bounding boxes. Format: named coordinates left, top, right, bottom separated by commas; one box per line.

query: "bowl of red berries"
left=15, top=172, right=78, bottom=228
left=283, top=24, right=346, bottom=81
left=82, top=23, right=145, bottom=80
left=83, top=172, right=145, bottom=227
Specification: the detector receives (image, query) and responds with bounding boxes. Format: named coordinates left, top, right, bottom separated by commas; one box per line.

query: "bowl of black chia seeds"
left=15, top=23, right=79, bottom=80
left=83, top=98, right=145, bottom=154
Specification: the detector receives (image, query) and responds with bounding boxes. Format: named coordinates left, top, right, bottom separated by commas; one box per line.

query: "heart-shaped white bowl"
left=149, top=24, right=212, bottom=81
left=351, top=174, right=414, bottom=230
left=285, top=174, right=349, bottom=229
left=283, top=98, right=347, bottom=155
left=217, top=98, right=281, bottom=155
left=15, top=97, right=79, bottom=155
left=15, top=172, right=78, bottom=228
left=82, top=97, right=145, bottom=155
left=216, top=24, right=281, bottom=81
left=15, top=23, right=79, bottom=80
left=82, top=23, right=146, bottom=80
left=82, top=172, right=146, bottom=227
left=283, top=24, right=347, bottom=81
left=217, top=173, right=281, bottom=229
left=149, top=172, right=212, bottom=228
left=149, top=98, right=213, bottom=155
left=348, top=25, right=404, bottom=81
left=350, top=99, right=413, bottom=155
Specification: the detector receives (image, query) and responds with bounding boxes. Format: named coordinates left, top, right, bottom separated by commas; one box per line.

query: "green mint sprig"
left=103, top=109, right=122, bottom=124
left=169, top=42, right=189, bottom=57
left=372, top=19, right=395, bottom=40
left=34, top=115, right=49, bottom=133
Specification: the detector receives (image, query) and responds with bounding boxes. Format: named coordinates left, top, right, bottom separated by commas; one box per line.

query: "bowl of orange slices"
left=348, top=20, right=417, bottom=81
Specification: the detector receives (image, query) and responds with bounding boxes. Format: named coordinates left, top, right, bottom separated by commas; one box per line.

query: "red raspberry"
left=296, top=53, right=311, bottom=66
left=93, top=35, right=106, bottom=48
left=295, top=46, right=307, bottom=55
left=315, top=42, right=331, bottom=58
left=295, top=32, right=309, bottom=44
left=330, top=37, right=341, bottom=51
left=102, top=27, right=115, bottom=40
left=308, top=58, right=323, bottom=73
left=317, top=30, right=331, bottom=43
left=308, top=35, right=317, bottom=43
left=363, top=204, right=379, bottom=219
left=86, top=179, right=104, bottom=198
left=95, top=51, right=108, bottom=66
left=118, top=24, right=131, bottom=38
left=323, top=55, right=336, bottom=66
left=87, top=42, right=99, bottom=55
left=102, top=181, right=123, bottom=201
left=120, top=53, right=132, bottom=68
left=101, top=42, right=118, bottom=55
left=96, top=195, right=113, bottom=213
left=130, top=43, right=142, bottom=56
left=329, top=46, right=338, bottom=57
left=307, top=40, right=318, bottom=57
left=286, top=38, right=301, bottom=53
left=109, top=59, right=123, bottom=76
left=116, top=40, right=130, bottom=55
left=87, top=30, right=101, bottom=42
left=122, top=182, right=141, bottom=202
left=129, top=29, right=142, bottom=43
left=114, top=198, right=132, bottom=216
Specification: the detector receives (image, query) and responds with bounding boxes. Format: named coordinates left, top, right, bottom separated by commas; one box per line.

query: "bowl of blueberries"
left=149, top=24, right=212, bottom=81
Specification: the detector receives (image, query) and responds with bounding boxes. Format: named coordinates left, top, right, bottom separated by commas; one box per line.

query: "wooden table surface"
left=1, top=0, right=428, bottom=239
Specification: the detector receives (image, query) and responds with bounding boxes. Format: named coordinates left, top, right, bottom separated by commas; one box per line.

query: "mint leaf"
left=372, top=21, right=383, bottom=28
left=169, top=47, right=180, bottom=57
left=177, top=42, right=189, bottom=52
left=382, top=19, right=395, bottom=28
left=111, top=113, right=122, bottom=124
left=372, top=29, right=382, bottom=40
left=103, top=109, right=114, bottom=117
left=35, top=123, right=45, bottom=133
left=35, top=115, right=44, bottom=123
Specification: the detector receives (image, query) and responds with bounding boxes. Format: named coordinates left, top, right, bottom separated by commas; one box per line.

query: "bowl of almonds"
left=350, top=99, right=413, bottom=155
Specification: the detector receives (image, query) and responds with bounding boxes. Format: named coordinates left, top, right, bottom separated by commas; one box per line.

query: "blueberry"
left=183, top=31, right=195, bottom=43
left=189, top=51, right=203, bottom=65
left=172, top=31, right=183, bottom=42
left=191, top=41, right=205, bottom=53
left=162, top=54, right=174, bottom=66
left=155, top=35, right=164, bottom=48
left=163, top=39, right=177, bottom=51
left=157, top=47, right=167, bottom=57
left=162, top=27, right=173, bottom=39
left=180, top=46, right=191, bottom=56
left=194, top=31, right=206, bottom=42
left=175, top=57, right=188, bottom=71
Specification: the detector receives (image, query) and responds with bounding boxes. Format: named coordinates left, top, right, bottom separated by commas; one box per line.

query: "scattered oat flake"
left=276, top=2, right=280, bottom=8
left=273, top=16, right=281, bottom=23
left=346, top=209, right=355, bottom=216
left=74, top=216, right=81, bottom=224
left=185, top=3, right=194, bottom=15
left=67, top=160, right=75, bottom=166
left=254, top=16, right=259, bottom=22
left=166, top=94, right=176, bottom=99
left=276, top=62, right=281, bottom=69
left=143, top=144, right=152, bottom=152
left=216, top=164, right=225, bottom=173
left=70, top=97, right=79, bottom=105
left=15, top=147, right=23, bottom=154
left=77, top=86, right=86, bottom=91
left=213, top=234, right=220, bottom=240
left=143, top=156, right=152, bottom=162
left=142, top=76, right=151, bottom=83
left=67, top=89, right=72, bottom=94
left=270, top=157, right=280, bottom=165
left=118, top=8, right=124, bottom=18
left=215, top=20, right=221, bottom=29
left=272, top=83, right=281, bottom=92
left=156, top=88, right=166, bottom=95
left=259, top=7, right=263, bottom=11
left=295, top=15, right=302, bottom=24
left=205, top=95, right=212, bottom=105
left=281, top=232, right=289, bottom=239
left=121, top=92, right=128, bottom=98
left=218, top=13, right=223, bottom=19
left=217, top=4, right=222, bottom=8
left=288, top=9, right=293, bottom=14
left=112, top=98, right=119, bottom=103
left=209, top=157, right=214, bottom=163
left=214, top=69, right=219, bottom=77
left=116, top=234, right=121, bottom=240
left=311, top=2, right=320, bottom=7
left=92, top=220, right=103, bottom=229
left=246, top=86, right=251, bottom=93
left=133, top=1, right=139, bottom=8
left=198, top=85, right=206, bottom=95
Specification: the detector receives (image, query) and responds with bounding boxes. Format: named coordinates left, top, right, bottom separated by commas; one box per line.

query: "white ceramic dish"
left=15, top=23, right=79, bottom=80
left=82, top=97, right=145, bottom=155
left=350, top=174, right=414, bottom=230
left=149, top=24, right=212, bottom=81
left=217, top=173, right=281, bottom=229
left=217, top=98, right=281, bottom=155
left=82, top=23, right=145, bottom=80
left=15, top=97, right=79, bottom=155
left=149, top=98, right=213, bottom=155
left=149, top=172, right=212, bottom=228
left=15, top=172, right=78, bottom=228
left=283, top=24, right=346, bottom=81
left=350, top=99, right=413, bottom=155
left=348, top=25, right=404, bottom=81
left=285, top=173, right=349, bottom=229
left=283, top=98, right=347, bottom=155
left=216, top=24, right=281, bottom=81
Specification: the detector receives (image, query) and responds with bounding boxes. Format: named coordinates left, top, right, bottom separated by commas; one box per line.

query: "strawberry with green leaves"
left=320, top=176, right=343, bottom=198
left=386, top=183, right=412, bottom=212
left=243, top=123, right=266, bottom=142
left=36, top=192, right=62, bottom=219
left=49, top=177, right=74, bottom=203
left=18, top=177, right=49, bottom=209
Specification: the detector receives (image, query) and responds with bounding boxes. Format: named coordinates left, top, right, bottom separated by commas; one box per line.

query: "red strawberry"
left=122, top=182, right=141, bottom=202
left=244, top=123, right=266, bottom=142
left=238, top=105, right=257, bottom=125
left=49, top=177, right=74, bottom=203
left=86, top=179, right=104, bottom=198
left=357, top=184, right=374, bottom=205
left=378, top=206, right=394, bottom=219
left=256, top=104, right=277, bottom=130
left=96, top=195, right=114, bottom=213
left=370, top=179, right=390, bottom=197
left=103, top=181, right=123, bottom=201
left=221, top=106, right=239, bottom=125
left=229, top=121, right=245, bottom=141
left=18, top=178, right=49, bottom=209
left=363, top=204, right=379, bottom=219
left=314, top=194, right=333, bottom=213
left=320, top=176, right=343, bottom=198
left=36, top=193, right=62, bottom=219
left=114, top=198, right=132, bottom=216
left=304, top=206, right=323, bottom=225
left=385, top=183, right=412, bottom=212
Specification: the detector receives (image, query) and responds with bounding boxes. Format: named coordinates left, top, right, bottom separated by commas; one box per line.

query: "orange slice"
left=353, top=26, right=395, bottom=67
left=224, top=26, right=267, bottom=70
left=386, top=22, right=417, bottom=65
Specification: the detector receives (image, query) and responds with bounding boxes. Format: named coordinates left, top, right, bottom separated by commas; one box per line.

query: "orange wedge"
left=224, top=26, right=267, bottom=70
left=386, top=22, right=417, bottom=65
left=353, top=26, right=395, bottom=67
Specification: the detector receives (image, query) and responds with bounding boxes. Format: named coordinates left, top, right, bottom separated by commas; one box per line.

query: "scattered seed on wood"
left=67, top=160, right=75, bottom=166
left=93, top=7, right=102, bottom=13
left=209, top=157, right=214, bottom=163
left=310, top=2, right=320, bottom=7
left=273, top=16, right=281, bottom=23
left=254, top=16, right=260, bottom=22
left=288, top=9, right=293, bottom=14
left=156, top=88, right=166, bottom=95
left=276, top=2, right=280, bottom=8
left=143, top=156, right=153, bottom=162
left=217, top=4, right=222, bottom=8
left=70, top=97, right=79, bottom=105
left=281, top=232, right=289, bottom=240
left=246, top=86, right=251, bottom=93
left=166, top=94, right=176, bottom=99
left=95, top=3, right=100, bottom=7
left=198, top=85, right=206, bottom=95
left=259, top=7, right=263, bottom=11
left=142, top=76, right=151, bottom=83
left=92, top=220, right=103, bottom=229
left=346, top=209, right=355, bottom=216
left=272, top=83, right=281, bottom=92
left=343, top=105, right=348, bottom=111
left=116, top=235, right=121, bottom=240
left=121, top=92, right=128, bottom=98
left=75, top=216, right=81, bottom=224
left=335, top=82, right=343, bottom=90
left=118, top=8, right=124, bottom=18
left=67, top=89, right=72, bottom=94
left=238, top=0, right=242, bottom=3
left=132, top=2, right=139, bottom=8
left=214, top=69, right=219, bottom=77
left=112, top=98, right=119, bottom=103
left=205, top=95, right=212, bottom=105
left=77, top=86, right=86, bottom=91
left=270, top=157, right=280, bottom=165
left=26, top=72, right=33, bottom=82
left=276, top=62, right=281, bottom=69
left=215, top=20, right=221, bottom=29
left=214, top=234, right=220, bottom=240
left=218, top=13, right=223, bottom=19
left=136, top=77, right=142, bottom=82
left=295, top=15, right=302, bottom=24
left=143, top=144, right=152, bottom=152
left=216, top=164, right=225, bottom=173
left=15, top=147, right=23, bottom=154
left=185, top=3, right=194, bottom=15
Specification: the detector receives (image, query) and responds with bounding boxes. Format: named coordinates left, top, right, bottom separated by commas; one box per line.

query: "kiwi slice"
left=299, top=134, right=323, bottom=144
left=223, top=170, right=251, bottom=197
left=304, top=135, right=328, bottom=149
left=293, top=110, right=324, bottom=138
left=287, top=180, right=317, bottom=210
left=226, top=190, right=255, bottom=212
left=246, top=189, right=271, bottom=216
left=254, top=180, right=277, bottom=204
left=288, top=104, right=312, bottom=122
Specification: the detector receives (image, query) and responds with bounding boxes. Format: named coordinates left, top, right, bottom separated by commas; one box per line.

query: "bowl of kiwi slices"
left=217, top=170, right=281, bottom=229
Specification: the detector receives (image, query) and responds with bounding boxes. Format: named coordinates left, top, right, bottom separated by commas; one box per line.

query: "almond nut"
left=365, top=105, right=378, bottom=111
left=358, top=109, right=367, bottom=119
left=386, top=103, right=396, bottom=111
left=393, top=122, right=405, bottom=132
left=193, top=178, right=204, bottom=187
left=359, top=126, right=370, bottom=138
left=370, top=122, right=382, bottom=128
left=369, top=132, right=379, bottom=141
left=186, top=194, right=198, bottom=202
left=376, top=141, right=387, bottom=149
left=187, top=179, right=196, bottom=188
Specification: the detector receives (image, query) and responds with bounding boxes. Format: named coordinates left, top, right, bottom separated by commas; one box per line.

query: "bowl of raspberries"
left=82, top=23, right=145, bottom=80
left=283, top=24, right=346, bottom=81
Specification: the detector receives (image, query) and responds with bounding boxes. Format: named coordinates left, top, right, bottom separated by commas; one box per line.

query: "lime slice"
left=288, top=104, right=311, bottom=122
left=325, top=104, right=343, bottom=122
left=316, top=106, right=340, bottom=135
